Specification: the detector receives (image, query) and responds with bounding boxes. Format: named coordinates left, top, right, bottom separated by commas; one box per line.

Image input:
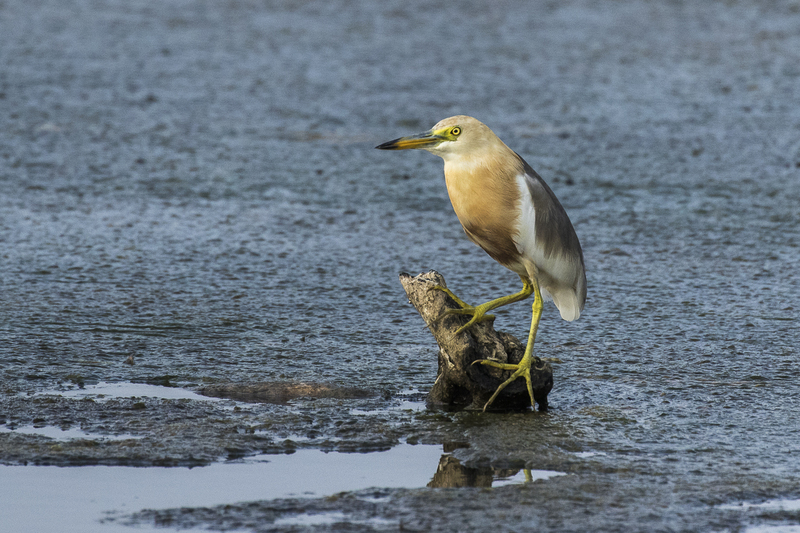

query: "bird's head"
left=376, top=115, right=503, bottom=161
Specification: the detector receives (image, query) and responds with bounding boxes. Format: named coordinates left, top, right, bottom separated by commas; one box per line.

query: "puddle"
left=492, top=469, right=567, bottom=486
left=350, top=398, right=427, bottom=415
left=1, top=443, right=565, bottom=532
left=719, top=499, right=800, bottom=533
left=35, top=382, right=215, bottom=402
left=273, top=511, right=348, bottom=526
left=0, top=425, right=141, bottom=442
left=575, top=451, right=607, bottom=458
left=0, top=444, right=440, bottom=533
left=273, top=512, right=396, bottom=528
left=720, top=499, right=800, bottom=512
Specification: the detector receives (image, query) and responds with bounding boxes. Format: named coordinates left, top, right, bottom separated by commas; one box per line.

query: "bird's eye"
left=451, top=127, right=461, bottom=136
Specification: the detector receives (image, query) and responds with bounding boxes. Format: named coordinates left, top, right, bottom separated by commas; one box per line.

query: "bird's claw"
left=427, top=285, right=471, bottom=309
left=427, top=285, right=494, bottom=334
left=450, top=309, right=495, bottom=335
left=472, top=358, right=536, bottom=411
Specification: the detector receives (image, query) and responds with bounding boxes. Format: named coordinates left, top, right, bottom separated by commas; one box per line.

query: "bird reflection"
left=427, top=454, right=524, bottom=489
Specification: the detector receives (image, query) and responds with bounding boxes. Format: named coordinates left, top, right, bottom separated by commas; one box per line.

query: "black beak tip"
left=375, top=141, right=394, bottom=150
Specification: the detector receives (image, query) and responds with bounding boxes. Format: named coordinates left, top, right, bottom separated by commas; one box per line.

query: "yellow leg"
left=473, top=276, right=543, bottom=411
left=431, top=275, right=533, bottom=336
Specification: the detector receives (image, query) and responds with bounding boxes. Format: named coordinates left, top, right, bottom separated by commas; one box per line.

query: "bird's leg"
left=473, top=276, right=543, bottom=411
left=432, top=275, right=533, bottom=336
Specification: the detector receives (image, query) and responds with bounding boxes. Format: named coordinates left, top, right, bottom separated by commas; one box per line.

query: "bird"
left=376, top=116, right=586, bottom=411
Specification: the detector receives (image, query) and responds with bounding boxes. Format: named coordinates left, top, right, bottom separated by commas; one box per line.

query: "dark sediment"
left=199, top=382, right=374, bottom=404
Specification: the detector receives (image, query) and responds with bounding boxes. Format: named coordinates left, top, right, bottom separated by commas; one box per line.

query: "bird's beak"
left=375, top=130, right=444, bottom=150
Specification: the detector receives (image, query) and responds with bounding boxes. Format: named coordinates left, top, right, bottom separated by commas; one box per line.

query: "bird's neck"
left=442, top=144, right=522, bottom=183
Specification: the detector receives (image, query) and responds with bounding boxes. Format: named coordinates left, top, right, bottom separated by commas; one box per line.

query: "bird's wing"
left=513, top=156, right=586, bottom=320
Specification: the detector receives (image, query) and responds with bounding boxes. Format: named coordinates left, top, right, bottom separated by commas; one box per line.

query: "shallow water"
left=2, top=444, right=499, bottom=532
left=1, top=419, right=563, bottom=532
left=2, top=0, right=800, bottom=531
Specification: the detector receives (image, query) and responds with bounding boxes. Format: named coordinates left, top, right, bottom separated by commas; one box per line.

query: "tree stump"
left=399, top=271, right=552, bottom=411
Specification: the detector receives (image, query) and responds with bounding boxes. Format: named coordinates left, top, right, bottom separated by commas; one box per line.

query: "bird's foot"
left=428, top=285, right=495, bottom=334
left=427, top=285, right=470, bottom=308
left=472, top=352, right=536, bottom=411
left=444, top=304, right=497, bottom=335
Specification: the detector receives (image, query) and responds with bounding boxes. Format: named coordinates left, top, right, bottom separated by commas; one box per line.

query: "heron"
left=376, top=115, right=586, bottom=411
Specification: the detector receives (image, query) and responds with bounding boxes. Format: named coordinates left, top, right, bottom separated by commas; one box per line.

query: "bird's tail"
left=524, top=258, right=586, bottom=322
left=551, top=289, right=582, bottom=321
left=542, top=277, right=585, bottom=322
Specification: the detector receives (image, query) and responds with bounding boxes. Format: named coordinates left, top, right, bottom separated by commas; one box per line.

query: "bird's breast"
left=443, top=158, right=526, bottom=272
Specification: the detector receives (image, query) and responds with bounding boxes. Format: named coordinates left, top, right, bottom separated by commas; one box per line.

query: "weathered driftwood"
left=399, top=271, right=552, bottom=411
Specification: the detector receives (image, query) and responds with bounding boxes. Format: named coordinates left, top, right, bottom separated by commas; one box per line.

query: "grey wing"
left=518, top=155, right=587, bottom=319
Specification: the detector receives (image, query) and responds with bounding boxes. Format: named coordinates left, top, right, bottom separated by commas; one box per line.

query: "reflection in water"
left=427, top=453, right=565, bottom=488
left=428, top=455, right=498, bottom=488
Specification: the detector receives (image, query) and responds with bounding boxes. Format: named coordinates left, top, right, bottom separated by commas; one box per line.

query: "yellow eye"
left=451, top=127, right=461, bottom=136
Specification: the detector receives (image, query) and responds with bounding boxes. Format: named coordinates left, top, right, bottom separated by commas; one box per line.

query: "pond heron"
left=377, top=116, right=586, bottom=411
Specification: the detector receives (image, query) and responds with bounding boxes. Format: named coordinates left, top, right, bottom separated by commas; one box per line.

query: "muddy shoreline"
left=3, top=0, right=800, bottom=531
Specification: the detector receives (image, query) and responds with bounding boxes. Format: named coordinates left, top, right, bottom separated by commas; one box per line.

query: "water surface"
left=1, top=0, right=799, bottom=531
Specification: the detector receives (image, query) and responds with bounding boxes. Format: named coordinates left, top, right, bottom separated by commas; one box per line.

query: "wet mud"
left=2, top=0, right=800, bottom=531
left=199, top=381, right=375, bottom=404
